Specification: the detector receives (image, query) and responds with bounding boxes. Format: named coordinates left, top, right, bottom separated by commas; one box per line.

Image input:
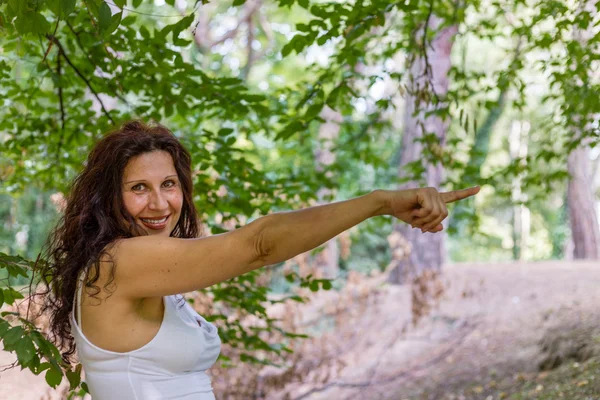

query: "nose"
left=148, top=189, right=168, bottom=211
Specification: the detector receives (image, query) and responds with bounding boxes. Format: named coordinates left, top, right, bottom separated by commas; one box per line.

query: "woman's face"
left=122, top=150, right=183, bottom=237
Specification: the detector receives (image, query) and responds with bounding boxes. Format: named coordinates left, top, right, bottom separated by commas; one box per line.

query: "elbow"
left=251, top=216, right=272, bottom=265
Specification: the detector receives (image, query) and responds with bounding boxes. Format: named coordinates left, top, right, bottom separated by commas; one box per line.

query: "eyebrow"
left=123, top=174, right=178, bottom=185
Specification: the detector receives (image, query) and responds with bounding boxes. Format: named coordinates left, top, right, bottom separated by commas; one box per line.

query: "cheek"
left=122, top=193, right=146, bottom=216
left=171, top=191, right=184, bottom=214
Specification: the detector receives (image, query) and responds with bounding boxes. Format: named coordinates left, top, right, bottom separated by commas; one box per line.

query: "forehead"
left=123, top=151, right=177, bottom=181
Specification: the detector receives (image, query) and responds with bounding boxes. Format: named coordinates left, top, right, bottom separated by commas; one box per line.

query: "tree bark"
left=567, top=143, right=600, bottom=260
left=565, top=0, right=600, bottom=260
left=509, top=120, right=531, bottom=261
left=313, top=106, right=343, bottom=279
left=387, top=17, right=458, bottom=285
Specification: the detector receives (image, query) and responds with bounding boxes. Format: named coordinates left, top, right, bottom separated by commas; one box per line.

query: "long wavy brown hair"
left=33, top=119, right=200, bottom=365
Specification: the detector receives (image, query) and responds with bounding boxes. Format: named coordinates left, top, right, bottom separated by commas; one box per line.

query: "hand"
left=382, top=186, right=481, bottom=233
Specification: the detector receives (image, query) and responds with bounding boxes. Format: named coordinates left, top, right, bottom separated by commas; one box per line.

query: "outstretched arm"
left=256, top=190, right=388, bottom=266
left=111, top=186, right=479, bottom=299
left=256, top=186, right=480, bottom=266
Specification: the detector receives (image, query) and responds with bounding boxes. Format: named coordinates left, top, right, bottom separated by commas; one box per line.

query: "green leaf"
left=171, top=13, right=195, bottom=40
left=3, top=326, right=24, bottom=346
left=305, top=100, right=324, bottom=120
left=105, top=11, right=122, bottom=35
left=7, top=0, right=27, bottom=15
left=218, top=128, right=234, bottom=136
left=15, top=336, right=36, bottom=366
left=45, top=366, right=63, bottom=389
left=2, top=288, right=14, bottom=305
left=0, top=318, right=9, bottom=334
left=121, top=15, right=136, bottom=26
left=173, top=37, right=192, bottom=47
left=60, top=0, right=77, bottom=16
left=322, top=280, right=332, bottom=290
left=132, top=0, right=143, bottom=7
left=14, top=12, right=51, bottom=35
left=275, top=120, right=305, bottom=141
left=309, top=5, right=329, bottom=18
left=296, top=23, right=311, bottom=32
left=65, top=364, right=82, bottom=390
left=282, top=34, right=307, bottom=57
left=140, top=25, right=151, bottom=39
left=112, top=0, right=126, bottom=7
left=98, top=2, right=112, bottom=33
left=33, top=362, right=52, bottom=376
left=31, top=332, right=53, bottom=359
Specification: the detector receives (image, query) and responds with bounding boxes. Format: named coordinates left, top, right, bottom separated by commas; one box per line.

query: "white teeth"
left=141, top=217, right=168, bottom=224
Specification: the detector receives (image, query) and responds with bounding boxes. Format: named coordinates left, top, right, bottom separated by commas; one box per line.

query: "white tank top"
left=69, top=268, right=221, bottom=400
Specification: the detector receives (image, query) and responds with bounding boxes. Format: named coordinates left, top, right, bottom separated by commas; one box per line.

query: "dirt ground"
left=274, top=260, right=600, bottom=400
left=1, top=260, right=599, bottom=400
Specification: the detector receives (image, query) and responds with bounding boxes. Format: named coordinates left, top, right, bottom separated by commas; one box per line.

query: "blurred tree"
left=387, top=14, right=459, bottom=285
left=565, top=0, right=600, bottom=260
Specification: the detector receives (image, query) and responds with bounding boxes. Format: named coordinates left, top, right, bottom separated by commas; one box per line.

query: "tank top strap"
left=73, top=268, right=88, bottom=326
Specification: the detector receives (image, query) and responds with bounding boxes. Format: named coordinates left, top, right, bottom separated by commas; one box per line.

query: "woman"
left=36, top=119, right=479, bottom=399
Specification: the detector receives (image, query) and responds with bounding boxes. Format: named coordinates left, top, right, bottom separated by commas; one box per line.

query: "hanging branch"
left=190, top=0, right=262, bottom=51
left=55, top=52, right=66, bottom=163
left=46, top=34, right=115, bottom=125
left=81, top=0, right=129, bottom=101
left=64, top=20, right=93, bottom=66
left=42, top=18, right=61, bottom=63
left=241, top=12, right=256, bottom=80
left=419, top=0, right=440, bottom=106
left=64, top=20, right=129, bottom=105
left=242, top=13, right=277, bottom=76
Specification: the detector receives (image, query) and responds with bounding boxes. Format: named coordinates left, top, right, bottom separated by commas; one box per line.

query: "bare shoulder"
left=101, top=221, right=268, bottom=300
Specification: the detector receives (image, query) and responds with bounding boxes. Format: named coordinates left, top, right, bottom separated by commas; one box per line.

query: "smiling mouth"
left=140, top=215, right=170, bottom=230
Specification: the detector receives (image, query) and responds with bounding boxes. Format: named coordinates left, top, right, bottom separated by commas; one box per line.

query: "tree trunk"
left=509, top=120, right=531, bottom=261
left=565, top=0, right=600, bottom=260
left=387, top=17, right=458, bottom=286
left=567, top=144, right=600, bottom=260
left=313, top=106, right=343, bottom=279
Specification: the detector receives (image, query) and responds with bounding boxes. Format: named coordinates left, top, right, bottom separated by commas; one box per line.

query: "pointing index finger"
left=440, top=186, right=481, bottom=204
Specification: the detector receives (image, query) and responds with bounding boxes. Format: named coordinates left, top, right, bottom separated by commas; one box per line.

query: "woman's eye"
left=132, top=184, right=145, bottom=191
left=163, top=180, right=176, bottom=188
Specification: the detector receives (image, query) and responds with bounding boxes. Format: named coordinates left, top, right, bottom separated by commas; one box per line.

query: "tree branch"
left=249, top=11, right=275, bottom=64
left=242, top=12, right=256, bottom=80
left=64, top=20, right=129, bottom=105
left=419, top=0, right=440, bottom=105
left=46, top=35, right=115, bottom=125
left=55, top=52, right=66, bottom=163
left=42, top=18, right=61, bottom=63
left=191, top=0, right=262, bottom=51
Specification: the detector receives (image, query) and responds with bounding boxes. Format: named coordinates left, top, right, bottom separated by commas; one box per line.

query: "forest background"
left=0, top=0, right=599, bottom=398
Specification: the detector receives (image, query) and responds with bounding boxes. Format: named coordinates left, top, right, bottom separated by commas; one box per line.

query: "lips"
left=139, top=215, right=170, bottom=230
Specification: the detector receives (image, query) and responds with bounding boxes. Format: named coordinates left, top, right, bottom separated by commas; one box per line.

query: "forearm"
left=256, top=190, right=388, bottom=266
